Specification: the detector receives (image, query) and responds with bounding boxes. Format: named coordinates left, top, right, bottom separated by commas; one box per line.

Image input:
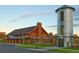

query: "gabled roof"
left=8, top=26, right=36, bottom=36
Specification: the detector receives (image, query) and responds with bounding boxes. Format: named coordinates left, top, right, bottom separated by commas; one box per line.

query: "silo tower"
left=55, top=5, right=75, bottom=47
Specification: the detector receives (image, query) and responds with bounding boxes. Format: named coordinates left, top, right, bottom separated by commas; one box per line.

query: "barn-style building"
left=5, top=22, right=52, bottom=44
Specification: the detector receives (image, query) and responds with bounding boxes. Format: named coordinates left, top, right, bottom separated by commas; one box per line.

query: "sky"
left=0, top=5, right=79, bottom=35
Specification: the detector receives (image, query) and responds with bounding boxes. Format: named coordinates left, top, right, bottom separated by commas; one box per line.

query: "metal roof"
left=55, top=5, right=75, bottom=12
left=8, top=26, right=36, bottom=36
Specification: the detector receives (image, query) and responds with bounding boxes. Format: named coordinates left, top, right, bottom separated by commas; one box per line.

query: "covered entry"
left=58, top=39, right=64, bottom=47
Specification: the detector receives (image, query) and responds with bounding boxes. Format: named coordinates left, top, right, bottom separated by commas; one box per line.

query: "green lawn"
left=17, top=44, right=52, bottom=49
left=64, top=48, right=79, bottom=50
left=0, top=38, right=4, bottom=43
left=48, top=48, right=79, bottom=53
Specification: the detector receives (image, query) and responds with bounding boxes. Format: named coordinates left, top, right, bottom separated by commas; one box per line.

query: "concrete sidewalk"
left=21, top=47, right=61, bottom=52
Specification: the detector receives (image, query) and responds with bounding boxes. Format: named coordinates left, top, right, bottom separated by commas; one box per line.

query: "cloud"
left=74, top=24, right=79, bottom=27
left=73, top=5, right=79, bottom=16
left=9, top=11, right=52, bottom=23
left=74, top=17, right=79, bottom=21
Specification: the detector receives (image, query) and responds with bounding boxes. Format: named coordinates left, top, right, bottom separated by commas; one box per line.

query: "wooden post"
left=15, top=39, right=16, bottom=43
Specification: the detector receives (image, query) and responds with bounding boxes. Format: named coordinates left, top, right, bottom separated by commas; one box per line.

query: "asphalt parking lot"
left=0, top=44, right=48, bottom=53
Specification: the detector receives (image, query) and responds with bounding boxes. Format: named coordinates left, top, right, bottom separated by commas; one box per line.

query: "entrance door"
left=58, top=39, right=64, bottom=47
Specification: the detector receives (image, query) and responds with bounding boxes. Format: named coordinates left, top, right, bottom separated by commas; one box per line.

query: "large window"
left=60, top=11, right=64, bottom=21
left=60, top=25, right=64, bottom=35
left=60, top=11, right=64, bottom=35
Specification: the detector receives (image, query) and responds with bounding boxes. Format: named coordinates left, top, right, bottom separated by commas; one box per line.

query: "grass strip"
left=48, top=48, right=79, bottom=53
left=17, top=44, right=52, bottom=49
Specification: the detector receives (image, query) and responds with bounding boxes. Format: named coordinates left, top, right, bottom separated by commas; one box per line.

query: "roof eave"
left=55, top=6, right=75, bottom=13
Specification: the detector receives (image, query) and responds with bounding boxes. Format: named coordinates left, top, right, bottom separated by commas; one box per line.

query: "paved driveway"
left=0, top=44, right=48, bottom=53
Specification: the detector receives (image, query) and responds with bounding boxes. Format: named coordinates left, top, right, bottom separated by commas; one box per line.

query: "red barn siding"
left=6, top=22, right=49, bottom=44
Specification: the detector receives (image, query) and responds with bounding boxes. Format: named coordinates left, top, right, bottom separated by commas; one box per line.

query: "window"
left=60, top=11, right=64, bottom=22
left=60, top=25, right=64, bottom=35
left=60, top=11, right=64, bottom=35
